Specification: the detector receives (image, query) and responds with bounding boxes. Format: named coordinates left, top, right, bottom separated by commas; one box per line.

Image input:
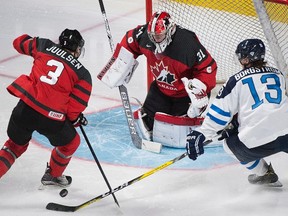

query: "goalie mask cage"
left=146, top=0, right=288, bottom=85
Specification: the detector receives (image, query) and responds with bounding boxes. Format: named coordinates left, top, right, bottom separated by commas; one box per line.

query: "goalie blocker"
left=134, top=110, right=204, bottom=148
left=97, top=43, right=139, bottom=88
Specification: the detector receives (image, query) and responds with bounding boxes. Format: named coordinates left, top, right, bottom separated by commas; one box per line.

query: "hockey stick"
left=79, top=125, right=120, bottom=207
left=45, top=139, right=213, bottom=212
left=97, top=0, right=162, bottom=153
left=46, top=152, right=188, bottom=212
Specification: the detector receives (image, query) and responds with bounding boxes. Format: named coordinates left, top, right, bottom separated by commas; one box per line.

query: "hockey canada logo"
left=150, top=61, right=176, bottom=85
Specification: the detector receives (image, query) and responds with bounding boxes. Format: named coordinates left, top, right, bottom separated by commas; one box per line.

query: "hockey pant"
left=223, top=134, right=288, bottom=175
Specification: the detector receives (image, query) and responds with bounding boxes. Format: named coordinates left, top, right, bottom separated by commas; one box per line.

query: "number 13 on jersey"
left=242, top=74, right=282, bottom=110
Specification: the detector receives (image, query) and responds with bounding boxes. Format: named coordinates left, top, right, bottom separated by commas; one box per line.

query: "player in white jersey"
left=185, top=38, right=288, bottom=186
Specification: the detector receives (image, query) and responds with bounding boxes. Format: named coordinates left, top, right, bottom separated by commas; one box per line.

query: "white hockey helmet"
left=147, top=11, right=176, bottom=54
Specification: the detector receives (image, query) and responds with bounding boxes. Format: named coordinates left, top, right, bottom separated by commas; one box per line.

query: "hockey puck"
left=59, top=189, right=68, bottom=197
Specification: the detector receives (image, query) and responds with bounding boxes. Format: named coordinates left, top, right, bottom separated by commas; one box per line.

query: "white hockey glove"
left=181, top=77, right=208, bottom=118
left=97, top=43, right=138, bottom=88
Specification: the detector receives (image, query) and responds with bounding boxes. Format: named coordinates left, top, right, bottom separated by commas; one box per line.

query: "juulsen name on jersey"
left=46, top=46, right=83, bottom=70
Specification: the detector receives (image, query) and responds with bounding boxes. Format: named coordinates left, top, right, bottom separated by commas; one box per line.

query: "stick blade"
left=141, top=139, right=162, bottom=153
left=46, top=202, right=78, bottom=212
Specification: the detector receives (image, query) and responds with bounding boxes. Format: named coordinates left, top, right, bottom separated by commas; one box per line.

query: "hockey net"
left=146, top=0, right=288, bottom=84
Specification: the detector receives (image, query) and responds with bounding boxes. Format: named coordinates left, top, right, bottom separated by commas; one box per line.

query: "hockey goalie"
left=98, top=11, right=217, bottom=148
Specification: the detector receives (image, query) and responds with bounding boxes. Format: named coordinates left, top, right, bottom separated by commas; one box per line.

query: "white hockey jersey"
left=198, top=66, right=288, bottom=148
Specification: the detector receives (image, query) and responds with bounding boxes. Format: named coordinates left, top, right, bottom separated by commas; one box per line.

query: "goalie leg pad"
left=153, top=112, right=204, bottom=148
left=133, top=108, right=152, bottom=141
left=97, top=43, right=138, bottom=88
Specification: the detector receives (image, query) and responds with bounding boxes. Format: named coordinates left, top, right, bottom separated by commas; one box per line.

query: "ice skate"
left=40, top=163, right=72, bottom=189
left=248, top=164, right=282, bottom=187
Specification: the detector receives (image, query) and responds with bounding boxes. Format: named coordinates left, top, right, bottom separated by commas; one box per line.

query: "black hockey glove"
left=217, top=118, right=239, bottom=141
left=186, top=131, right=205, bottom=160
left=72, top=113, right=88, bottom=127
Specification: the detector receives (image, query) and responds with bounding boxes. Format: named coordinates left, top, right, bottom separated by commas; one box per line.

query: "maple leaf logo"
left=150, top=61, right=176, bottom=85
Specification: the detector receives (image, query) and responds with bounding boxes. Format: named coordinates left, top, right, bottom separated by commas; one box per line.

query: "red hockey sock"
left=0, top=139, right=28, bottom=178
left=49, top=133, right=80, bottom=177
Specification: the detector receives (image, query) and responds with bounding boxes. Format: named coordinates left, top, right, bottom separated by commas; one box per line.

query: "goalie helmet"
left=235, top=39, right=265, bottom=63
left=147, top=11, right=176, bottom=54
left=59, top=29, right=85, bottom=53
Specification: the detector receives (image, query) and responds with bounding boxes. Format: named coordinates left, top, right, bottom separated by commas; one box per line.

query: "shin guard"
left=0, top=139, right=28, bottom=178
left=49, top=133, right=80, bottom=177
left=241, top=159, right=268, bottom=176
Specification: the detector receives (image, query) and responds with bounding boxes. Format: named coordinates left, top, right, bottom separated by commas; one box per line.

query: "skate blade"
left=265, top=180, right=283, bottom=188
left=38, top=183, right=70, bottom=190
left=38, top=184, right=62, bottom=190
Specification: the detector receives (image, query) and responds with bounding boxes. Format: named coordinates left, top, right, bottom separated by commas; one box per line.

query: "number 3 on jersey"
left=242, top=74, right=282, bottom=110
left=40, top=59, right=64, bottom=85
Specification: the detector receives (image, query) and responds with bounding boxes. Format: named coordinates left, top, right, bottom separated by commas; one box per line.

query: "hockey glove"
left=217, top=117, right=239, bottom=141
left=186, top=130, right=205, bottom=160
left=71, top=113, right=88, bottom=127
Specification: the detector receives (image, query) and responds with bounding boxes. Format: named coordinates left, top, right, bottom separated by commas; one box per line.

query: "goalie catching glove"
left=97, top=43, right=139, bottom=88
left=181, top=77, right=208, bottom=118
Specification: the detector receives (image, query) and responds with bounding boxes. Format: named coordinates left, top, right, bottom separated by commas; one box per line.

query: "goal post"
left=146, top=0, right=288, bottom=86
left=145, top=0, right=154, bottom=89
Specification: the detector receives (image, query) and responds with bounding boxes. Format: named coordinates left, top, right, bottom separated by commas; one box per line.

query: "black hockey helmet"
left=235, top=39, right=265, bottom=63
left=59, top=29, right=85, bottom=52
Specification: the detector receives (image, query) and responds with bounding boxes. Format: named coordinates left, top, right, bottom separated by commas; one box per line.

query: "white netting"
left=152, top=0, right=288, bottom=83
left=264, top=1, right=288, bottom=69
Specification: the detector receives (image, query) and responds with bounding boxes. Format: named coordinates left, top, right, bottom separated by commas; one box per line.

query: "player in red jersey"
left=0, top=29, right=92, bottom=187
left=99, top=11, right=217, bottom=147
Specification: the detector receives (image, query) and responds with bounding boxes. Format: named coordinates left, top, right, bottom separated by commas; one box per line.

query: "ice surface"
left=0, top=1, right=288, bottom=215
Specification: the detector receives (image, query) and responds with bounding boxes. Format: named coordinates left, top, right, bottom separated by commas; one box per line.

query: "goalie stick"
left=45, top=139, right=213, bottom=212
left=97, top=0, right=162, bottom=153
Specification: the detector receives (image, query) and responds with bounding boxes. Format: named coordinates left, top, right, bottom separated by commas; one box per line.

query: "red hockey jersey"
left=7, top=34, right=92, bottom=121
left=119, top=24, right=217, bottom=97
